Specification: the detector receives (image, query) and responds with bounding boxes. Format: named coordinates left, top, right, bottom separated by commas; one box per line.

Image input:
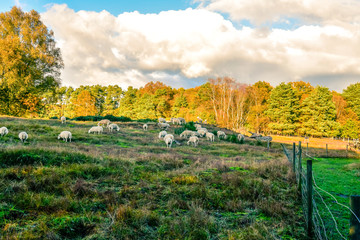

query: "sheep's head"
left=57, top=135, right=60, bottom=139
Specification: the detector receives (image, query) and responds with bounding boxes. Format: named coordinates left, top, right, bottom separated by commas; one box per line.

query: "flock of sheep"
left=0, top=116, right=273, bottom=148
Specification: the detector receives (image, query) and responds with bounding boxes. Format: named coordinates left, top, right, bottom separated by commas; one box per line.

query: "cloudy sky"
left=2, top=0, right=360, bottom=91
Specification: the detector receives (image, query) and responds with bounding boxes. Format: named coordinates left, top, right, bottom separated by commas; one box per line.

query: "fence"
left=281, top=142, right=360, bottom=239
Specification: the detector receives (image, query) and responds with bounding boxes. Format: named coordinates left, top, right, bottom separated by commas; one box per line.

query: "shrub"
left=72, top=115, right=132, bottom=122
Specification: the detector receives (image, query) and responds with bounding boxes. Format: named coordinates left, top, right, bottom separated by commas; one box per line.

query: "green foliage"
left=0, top=7, right=63, bottom=116
left=341, top=119, right=360, bottom=139
left=299, top=86, right=340, bottom=137
left=266, top=83, right=300, bottom=135
left=343, top=83, right=360, bottom=118
left=72, top=115, right=132, bottom=122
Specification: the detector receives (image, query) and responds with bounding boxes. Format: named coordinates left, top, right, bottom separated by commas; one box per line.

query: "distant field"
left=0, top=117, right=305, bottom=239
left=303, top=157, right=360, bottom=238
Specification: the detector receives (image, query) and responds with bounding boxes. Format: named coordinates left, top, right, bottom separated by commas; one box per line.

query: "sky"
left=2, top=0, right=360, bottom=92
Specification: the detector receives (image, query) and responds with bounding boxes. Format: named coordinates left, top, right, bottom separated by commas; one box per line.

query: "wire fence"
left=281, top=142, right=360, bottom=239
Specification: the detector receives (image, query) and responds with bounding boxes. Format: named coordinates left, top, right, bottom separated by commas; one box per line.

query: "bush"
left=137, top=118, right=157, bottom=123
left=72, top=115, right=132, bottom=122
left=50, top=116, right=58, bottom=119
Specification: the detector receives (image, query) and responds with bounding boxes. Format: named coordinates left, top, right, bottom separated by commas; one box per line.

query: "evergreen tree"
left=299, top=86, right=340, bottom=137
left=266, top=83, right=300, bottom=135
left=342, top=83, right=360, bottom=118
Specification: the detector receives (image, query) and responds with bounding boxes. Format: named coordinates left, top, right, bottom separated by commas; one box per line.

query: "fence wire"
left=281, top=143, right=360, bottom=240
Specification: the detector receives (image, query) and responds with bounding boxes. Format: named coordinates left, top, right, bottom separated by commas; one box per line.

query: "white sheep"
left=18, top=132, right=28, bottom=143
left=217, top=131, right=227, bottom=139
left=237, top=134, right=245, bottom=142
left=60, top=116, right=66, bottom=124
left=158, top=122, right=170, bottom=130
left=98, top=119, right=111, bottom=127
left=88, top=126, right=103, bottom=134
left=158, top=117, right=166, bottom=123
left=198, top=128, right=208, bottom=132
left=108, top=123, right=120, bottom=132
left=159, top=130, right=167, bottom=139
left=194, top=124, right=202, bottom=130
left=197, top=129, right=207, bottom=137
left=178, top=117, right=186, bottom=125
left=180, top=130, right=195, bottom=138
left=206, top=132, right=215, bottom=142
left=164, top=136, right=173, bottom=148
left=58, top=131, right=72, bottom=142
left=171, top=118, right=179, bottom=125
left=191, top=131, right=201, bottom=137
left=143, top=124, right=148, bottom=131
left=187, top=136, right=199, bottom=147
left=0, top=127, right=9, bottom=137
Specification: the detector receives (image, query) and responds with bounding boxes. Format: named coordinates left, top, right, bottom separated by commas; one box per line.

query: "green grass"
left=303, top=157, right=360, bottom=239
left=0, top=117, right=305, bottom=239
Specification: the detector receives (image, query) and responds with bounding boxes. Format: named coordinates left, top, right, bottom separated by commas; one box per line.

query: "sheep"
left=217, top=131, right=227, bottom=139
left=197, top=127, right=208, bottom=133
left=0, top=127, right=9, bottom=137
left=171, top=118, right=180, bottom=125
left=108, top=123, right=120, bottom=132
left=194, top=124, right=202, bottom=130
left=256, top=136, right=273, bottom=148
left=159, top=130, right=167, bottom=139
left=196, top=116, right=203, bottom=123
left=143, top=124, right=148, bottom=131
left=58, top=131, right=72, bottom=142
left=178, top=117, right=186, bottom=125
left=61, top=116, right=66, bottom=124
left=88, top=126, right=103, bottom=134
left=180, top=130, right=193, bottom=138
left=164, top=137, right=173, bottom=148
left=197, top=129, right=207, bottom=137
left=191, top=131, right=201, bottom=137
left=18, top=132, right=28, bottom=143
left=158, top=122, right=170, bottom=130
left=206, top=132, right=215, bottom=142
left=249, top=131, right=262, bottom=138
left=158, top=118, right=166, bottom=123
left=187, top=136, right=199, bottom=147
left=237, top=134, right=245, bottom=142
left=98, top=119, right=111, bottom=127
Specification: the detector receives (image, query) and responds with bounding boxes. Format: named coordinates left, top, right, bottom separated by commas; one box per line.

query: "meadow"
left=0, top=117, right=305, bottom=239
left=304, top=156, right=360, bottom=238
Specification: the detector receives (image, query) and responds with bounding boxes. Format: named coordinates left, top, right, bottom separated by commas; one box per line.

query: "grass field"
left=0, top=117, right=305, bottom=239
left=303, top=156, right=360, bottom=238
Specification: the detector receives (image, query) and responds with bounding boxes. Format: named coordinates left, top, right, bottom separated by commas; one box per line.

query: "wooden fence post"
left=298, top=141, right=302, bottom=190
left=347, top=145, right=349, bottom=158
left=307, top=142, right=309, bottom=154
left=293, top=142, right=296, bottom=173
left=307, top=160, right=313, bottom=238
left=350, top=195, right=360, bottom=240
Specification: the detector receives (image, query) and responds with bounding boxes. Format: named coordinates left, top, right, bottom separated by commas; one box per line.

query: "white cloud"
left=196, top=0, right=360, bottom=26
left=41, top=4, right=360, bottom=91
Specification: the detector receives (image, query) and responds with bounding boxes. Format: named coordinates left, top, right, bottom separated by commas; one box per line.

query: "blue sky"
left=1, top=0, right=196, bottom=15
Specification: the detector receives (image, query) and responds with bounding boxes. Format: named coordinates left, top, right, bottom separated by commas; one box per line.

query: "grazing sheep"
left=18, top=132, right=28, bottom=143
left=88, top=126, right=103, bottom=134
left=159, top=131, right=167, bottom=139
left=158, top=118, right=166, bottom=123
left=143, top=124, right=148, bottom=131
left=180, top=130, right=193, bottom=138
left=256, top=136, right=273, bottom=148
left=249, top=131, right=262, bottom=138
left=108, top=123, right=120, bottom=132
left=237, top=134, right=245, bottom=142
left=61, top=116, right=66, bottom=124
left=58, top=131, right=72, bottom=142
left=187, top=136, right=199, bottom=147
left=158, top=122, right=170, bottom=130
left=197, top=128, right=208, bottom=133
left=217, top=131, right=227, bottom=139
left=194, top=124, right=202, bottom=130
left=98, top=119, right=111, bottom=127
left=0, top=127, right=9, bottom=137
left=164, top=136, right=173, bottom=148
left=191, top=131, right=201, bottom=137
left=178, top=117, right=186, bottom=125
left=197, top=129, right=207, bottom=137
left=206, top=132, right=215, bottom=142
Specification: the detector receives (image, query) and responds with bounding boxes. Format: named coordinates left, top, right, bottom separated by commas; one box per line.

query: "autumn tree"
left=246, top=81, right=273, bottom=133
left=342, top=83, right=360, bottom=118
left=72, top=90, right=97, bottom=117
left=0, top=6, right=63, bottom=116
